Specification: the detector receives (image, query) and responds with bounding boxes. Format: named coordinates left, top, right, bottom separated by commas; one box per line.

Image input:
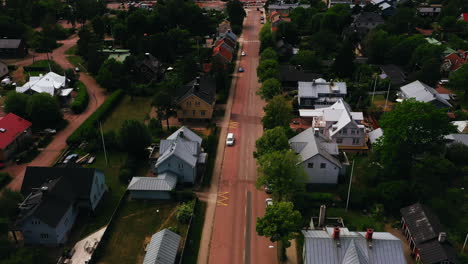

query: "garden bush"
left=71, top=82, right=89, bottom=114
left=0, top=172, right=11, bottom=189
left=176, top=200, right=195, bottom=224
left=67, top=90, right=123, bottom=146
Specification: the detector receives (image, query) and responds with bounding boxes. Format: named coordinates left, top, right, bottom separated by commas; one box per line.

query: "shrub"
left=71, top=82, right=89, bottom=114
left=67, top=90, right=123, bottom=146
left=176, top=200, right=195, bottom=224
left=174, top=190, right=196, bottom=201
left=119, top=169, right=132, bottom=183
left=167, top=226, right=180, bottom=234
left=0, top=172, right=11, bottom=189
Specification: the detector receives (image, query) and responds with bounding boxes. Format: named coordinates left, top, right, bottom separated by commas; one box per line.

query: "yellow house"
left=176, top=76, right=216, bottom=121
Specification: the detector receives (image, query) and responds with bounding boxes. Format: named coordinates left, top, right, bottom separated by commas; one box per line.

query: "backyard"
left=102, top=95, right=152, bottom=132
left=95, top=200, right=188, bottom=264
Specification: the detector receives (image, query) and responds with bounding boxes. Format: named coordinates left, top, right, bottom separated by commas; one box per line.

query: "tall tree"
left=256, top=201, right=302, bottom=248
left=256, top=150, right=305, bottom=200
left=262, top=96, right=293, bottom=130
left=290, top=50, right=322, bottom=71
left=254, top=127, right=290, bottom=159
left=375, top=99, right=456, bottom=178
left=448, top=64, right=468, bottom=100
left=118, top=120, right=152, bottom=154
left=26, top=93, right=62, bottom=129
left=332, top=40, right=355, bottom=78
left=257, top=78, right=282, bottom=100
left=4, top=92, right=30, bottom=118
left=226, top=0, right=246, bottom=29
left=260, top=48, right=278, bottom=62
left=257, top=59, right=279, bottom=82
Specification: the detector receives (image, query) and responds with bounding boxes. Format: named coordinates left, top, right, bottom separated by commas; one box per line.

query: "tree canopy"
left=254, top=127, right=290, bottom=159
left=448, top=64, right=468, bottom=99
left=4, top=92, right=29, bottom=118
left=118, top=120, right=152, bottom=154
left=26, top=93, right=62, bottom=129
left=256, top=150, right=305, bottom=200
left=262, top=96, right=293, bottom=130
left=257, top=78, right=282, bottom=100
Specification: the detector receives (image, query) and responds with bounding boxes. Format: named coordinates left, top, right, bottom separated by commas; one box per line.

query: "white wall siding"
left=157, top=156, right=196, bottom=184
left=302, top=155, right=340, bottom=184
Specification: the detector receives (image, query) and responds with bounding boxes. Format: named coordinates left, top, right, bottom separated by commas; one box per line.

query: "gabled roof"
left=298, top=80, right=347, bottom=99
left=0, top=39, right=22, bottom=49
left=16, top=71, right=66, bottom=96
left=368, top=128, right=383, bottom=144
left=0, top=113, right=32, bottom=149
left=444, top=133, right=468, bottom=146
left=289, top=128, right=341, bottom=168
left=444, top=51, right=467, bottom=72
left=143, top=228, right=181, bottom=264
left=128, top=173, right=177, bottom=191
left=279, top=65, right=321, bottom=83
left=379, top=64, right=406, bottom=85
left=463, top=13, right=468, bottom=22
left=156, top=127, right=202, bottom=168
left=451, top=120, right=468, bottom=133
left=354, top=12, right=384, bottom=25
left=302, top=227, right=406, bottom=264
left=400, top=203, right=444, bottom=245
left=219, top=30, right=237, bottom=43
left=136, top=53, right=162, bottom=74
left=400, top=80, right=452, bottom=107
left=213, top=45, right=233, bottom=62
left=177, top=76, right=216, bottom=105
left=418, top=240, right=460, bottom=264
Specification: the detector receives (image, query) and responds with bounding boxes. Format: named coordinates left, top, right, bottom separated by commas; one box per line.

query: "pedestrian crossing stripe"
left=229, top=121, right=238, bottom=128
left=217, top=192, right=229, bottom=206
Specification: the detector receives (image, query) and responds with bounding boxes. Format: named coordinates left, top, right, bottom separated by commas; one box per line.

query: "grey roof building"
left=379, top=64, right=406, bottom=85
left=401, top=203, right=460, bottom=264
left=399, top=80, right=452, bottom=108
left=368, top=128, right=383, bottom=145
left=127, top=173, right=177, bottom=200
left=279, top=65, right=321, bottom=89
left=298, top=79, right=347, bottom=109
left=302, top=227, right=406, bottom=264
left=0, top=39, right=28, bottom=57
left=444, top=133, right=468, bottom=146
left=143, top=228, right=181, bottom=264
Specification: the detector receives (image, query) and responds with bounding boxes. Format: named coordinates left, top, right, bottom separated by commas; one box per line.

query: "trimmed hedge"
left=71, top=81, right=89, bottom=113
left=66, top=90, right=123, bottom=146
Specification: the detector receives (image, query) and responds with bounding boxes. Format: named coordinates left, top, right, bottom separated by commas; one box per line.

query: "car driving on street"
left=226, top=133, right=235, bottom=146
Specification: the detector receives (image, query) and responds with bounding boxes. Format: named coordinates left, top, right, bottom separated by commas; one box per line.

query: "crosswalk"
left=217, top=191, right=229, bottom=206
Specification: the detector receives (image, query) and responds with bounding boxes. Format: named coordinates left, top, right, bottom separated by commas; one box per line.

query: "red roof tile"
left=444, top=52, right=467, bottom=72
left=0, top=113, right=32, bottom=149
left=463, top=13, right=468, bottom=22
left=435, top=85, right=452, bottom=95
left=213, top=45, right=233, bottom=62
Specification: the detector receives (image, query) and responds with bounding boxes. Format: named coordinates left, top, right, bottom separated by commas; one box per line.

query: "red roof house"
left=213, top=44, right=233, bottom=64
left=462, top=13, right=468, bottom=22
left=442, top=50, right=468, bottom=72
left=0, top=113, right=32, bottom=161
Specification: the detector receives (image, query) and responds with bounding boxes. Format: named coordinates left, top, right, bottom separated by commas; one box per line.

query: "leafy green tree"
left=254, top=127, right=290, bottom=159
left=448, top=64, right=468, bottom=100
left=118, top=120, right=152, bottom=154
left=290, top=50, right=322, bottom=71
left=148, top=118, right=163, bottom=138
left=256, top=150, right=305, bottom=200
left=26, top=93, right=62, bottom=129
left=256, top=201, right=302, bottom=248
left=389, top=35, right=426, bottom=66
left=259, top=23, right=275, bottom=51
left=257, top=59, right=279, bottom=82
left=152, top=78, right=179, bottom=129
left=258, top=78, right=282, bottom=100
left=364, top=29, right=396, bottom=64
left=375, top=99, right=456, bottom=178
left=445, top=143, right=468, bottom=166
left=409, top=43, right=444, bottom=70
left=176, top=200, right=194, bottom=224
left=91, top=16, right=105, bottom=38
left=96, top=59, right=126, bottom=91
left=4, top=92, right=29, bottom=118
left=262, top=96, right=293, bottom=130
left=226, top=0, right=246, bottom=29
left=260, top=48, right=278, bottom=62
left=413, top=58, right=442, bottom=86
left=276, top=22, right=299, bottom=45
left=332, top=40, right=355, bottom=78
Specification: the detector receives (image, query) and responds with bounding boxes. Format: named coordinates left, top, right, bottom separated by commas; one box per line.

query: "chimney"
left=366, top=228, right=373, bottom=240
left=196, top=76, right=201, bottom=84
left=179, top=129, right=184, bottom=138
left=318, top=205, right=326, bottom=227
left=438, top=232, right=447, bottom=243
left=333, top=227, right=340, bottom=239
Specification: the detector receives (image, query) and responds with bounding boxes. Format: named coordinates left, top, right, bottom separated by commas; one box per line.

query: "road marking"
left=243, top=40, right=260, bottom=43
left=245, top=191, right=252, bottom=264
left=217, top=192, right=229, bottom=206
left=229, top=121, right=239, bottom=128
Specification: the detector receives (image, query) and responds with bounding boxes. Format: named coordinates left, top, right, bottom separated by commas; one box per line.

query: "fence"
left=178, top=198, right=198, bottom=264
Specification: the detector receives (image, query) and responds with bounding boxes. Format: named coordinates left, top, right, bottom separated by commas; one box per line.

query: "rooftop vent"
left=438, top=232, right=447, bottom=243
left=333, top=227, right=340, bottom=239
left=0, top=128, right=5, bottom=133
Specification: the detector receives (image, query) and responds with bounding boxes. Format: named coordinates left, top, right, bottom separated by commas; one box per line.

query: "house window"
left=336, top=138, right=343, bottom=144
left=353, top=138, right=360, bottom=144
left=201, top=110, right=206, bottom=116
left=40, top=233, right=49, bottom=239
left=31, top=220, right=40, bottom=225
left=320, top=163, right=326, bottom=169
left=195, top=101, right=200, bottom=107
left=308, top=163, right=314, bottom=168
left=179, top=163, right=184, bottom=169
left=183, top=110, right=187, bottom=115
left=186, top=101, right=192, bottom=106
left=192, top=110, right=196, bottom=116
left=342, top=128, right=347, bottom=135
left=351, top=129, right=355, bottom=135
left=168, top=162, right=170, bottom=167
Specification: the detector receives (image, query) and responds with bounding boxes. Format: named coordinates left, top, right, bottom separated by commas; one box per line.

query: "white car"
left=241, top=51, right=246, bottom=56
left=226, top=133, right=235, bottom=146
left=265, top=198, right=273, bottom=207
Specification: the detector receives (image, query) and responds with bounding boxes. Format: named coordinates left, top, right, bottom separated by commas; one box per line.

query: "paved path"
left=198, top=7, right=277, bottom=264
left=2, top=36, right=107, bottom=191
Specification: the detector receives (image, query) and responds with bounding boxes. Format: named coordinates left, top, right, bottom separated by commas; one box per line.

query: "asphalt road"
left=208, top=7, right=277, bottom=264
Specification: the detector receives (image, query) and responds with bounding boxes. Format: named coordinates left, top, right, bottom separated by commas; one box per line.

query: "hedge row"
left=71, top=81, right=89, bottom=113
left=66, top=90, right=123, bottom=146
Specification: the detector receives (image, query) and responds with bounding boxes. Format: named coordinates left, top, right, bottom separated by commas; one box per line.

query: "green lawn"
left=95, top=200, right=188, bottom=264
left=326, top=207, right=383, bottom=231
left=67, top=55, right=87, bottom=71
left=102, top=95, right=152, bottom=132
left=65, top=45, right=77, bottom=55
left=181, top=201, right=207, bottom=264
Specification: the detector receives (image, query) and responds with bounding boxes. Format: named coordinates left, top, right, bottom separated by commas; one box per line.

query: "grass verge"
left=102, top=95, right=152, bottom=132
left=181, top=200, right=207, bottom=264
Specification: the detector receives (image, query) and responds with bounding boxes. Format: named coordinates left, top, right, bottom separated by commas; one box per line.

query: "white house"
left=16, top=71, right=73, bottom=98
left=298, top=79, right=347, bottom=109
left=299, top=99, right=367, bottom=150
left=289, top=128, right=342, bottom=184
left=399, top=80, right=452, bottom=108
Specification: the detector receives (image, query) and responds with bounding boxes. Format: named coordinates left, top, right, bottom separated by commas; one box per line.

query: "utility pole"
left=346, top=160, right=355, bottom=211
left=371, top=76, right=378, bottom=103
left=99, top=121, right=108, bottom=166
left=384, top=82, right=391, bottom=111
left=462, top=233, right=468, bottom=254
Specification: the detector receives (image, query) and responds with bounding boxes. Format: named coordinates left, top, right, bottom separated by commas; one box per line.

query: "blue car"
left=238, top=67, right=244, bottom=72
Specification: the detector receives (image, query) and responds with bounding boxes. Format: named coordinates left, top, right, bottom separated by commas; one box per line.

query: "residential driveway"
left=2, top=35, right=107, bottom=191
left=199, top=7, right=277, bottom=264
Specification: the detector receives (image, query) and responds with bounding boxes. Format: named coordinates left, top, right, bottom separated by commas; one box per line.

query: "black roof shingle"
left=177, top=76, right=216, bottom=105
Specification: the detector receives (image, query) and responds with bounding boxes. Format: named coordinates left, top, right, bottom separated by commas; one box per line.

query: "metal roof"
left=0, top=39, right=22, bottom=49
left=17, top=72, right=66, bottom=96
left=157, top=126, right=202, bottom=168
left=128, top=174, right=177, bottom=191
left=400, top=203, right=443, bottom=245
left=368, top=128, right=383, bottom=144
left=298, top=80, right=347, bottom=99
left=444, top=133, right=468, bottom=146
left=302, top=227, right=406, bottom=264
left=400, top=80, right=452, bottom=107
left=143, top=228, right=181, bottom=264
left=289, top=128, right=341, bottom=168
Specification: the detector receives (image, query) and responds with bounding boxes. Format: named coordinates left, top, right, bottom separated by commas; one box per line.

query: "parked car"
left=238, top=67, right=245, bottom=72
left=74, top=67, right=80, bottom=72
left=63, top=154, right=78, bottom=164
left=264, top=184, right=273, bottom=194
left=226, top=133, right=235, bottom=146
left=265, top=198, right=273, bottom=207
left=43, top=128, right=57, bottom=134
left=261, top=21, right=264, bottom=24
left=241, top=51, right=246, bottom=56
